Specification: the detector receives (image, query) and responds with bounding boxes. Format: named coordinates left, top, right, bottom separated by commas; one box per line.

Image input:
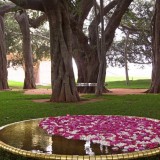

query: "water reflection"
left=0, top=119, right=121, bottom=155
left=85, top=141, right=94, bottom=155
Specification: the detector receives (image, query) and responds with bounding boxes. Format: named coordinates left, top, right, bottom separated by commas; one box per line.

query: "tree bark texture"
left=72, top=30, right=99, bottom=93
left=0, top=16, right=9, bottom=90
left=95, top=0, right=106, bottom=96
left=148, top=0, right=160, bottom=93
left=46, top=2, right=80, bottom=102
left=71, top=0, right=99, bottom=93
left=15, top=11, right=36, bottom=89
left=29, top=13, right=47, bottom=28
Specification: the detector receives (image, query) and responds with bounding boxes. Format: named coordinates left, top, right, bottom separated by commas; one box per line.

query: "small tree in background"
left=15, top=10, right=36, bottom=89
left=5, top=9, right=50, bottom=88
left=108, top=0, right=153, bottom=74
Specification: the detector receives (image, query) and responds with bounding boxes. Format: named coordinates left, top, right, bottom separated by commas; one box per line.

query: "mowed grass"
left=108, top=79, right=151, bottom=89
left=8, top=81, right=23, bottom=89
left=1, top=91, right=160, bottom=126
left=1, top=79, right=159, bottom=160
left=8, top=81, right=51, bottom=89
left=9, top=77, right=151, bottom=90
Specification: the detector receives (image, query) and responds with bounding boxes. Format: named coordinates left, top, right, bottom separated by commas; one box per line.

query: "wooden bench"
left=76, top=83, right=108, bottom=87
left=76, top=83, right=108, bottom=93
left=76, top=83, right=97, bottom=87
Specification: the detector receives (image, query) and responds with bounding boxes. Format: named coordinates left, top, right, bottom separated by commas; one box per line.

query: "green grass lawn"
left=8, top=81, right=24, bottom=89
left=8, top=81, right=51, bottom=89
left=1, top=79, right=159, bottom=160
left=108, top=79, right=151, bottom=89
left=9, top=77, right=151, bottom=90
left=1, top=91, right=160, bottom=126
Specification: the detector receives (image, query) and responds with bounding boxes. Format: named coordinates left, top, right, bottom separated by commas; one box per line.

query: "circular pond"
left=0, top=117, right=160, bottom=160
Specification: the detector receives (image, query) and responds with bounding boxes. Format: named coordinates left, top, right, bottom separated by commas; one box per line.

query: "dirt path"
left=24, top=88, right=146, bottom=95
left=24, top=89, right=52, bottom=95
left=108, top=88, right=146, bottom=95
left=23, top=88, right=146, bottom=103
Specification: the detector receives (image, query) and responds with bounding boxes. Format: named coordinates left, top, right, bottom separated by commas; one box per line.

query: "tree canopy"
left=2, top=0, right=160, bottom=99
left=108, top=0, right=153, bottom=67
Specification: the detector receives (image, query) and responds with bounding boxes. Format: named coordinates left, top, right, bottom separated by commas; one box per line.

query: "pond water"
left=0, top=119, right=122, bottom=155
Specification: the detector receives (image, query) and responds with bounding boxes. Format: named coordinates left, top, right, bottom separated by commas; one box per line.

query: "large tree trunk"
left=75, top=52, right=99, bottom=93
left=72, top=0, right=118, bottom=93
left=46, top=2, right=80, bottom=102
left=72, top=30, right=99, bottom=93
left=70, top=0, right=99, bottom=93
left=148, top=1, right=160, bottom=93
left=15, top=11, right=36, bottom=89
left=0, top=16, right=9, bottom=90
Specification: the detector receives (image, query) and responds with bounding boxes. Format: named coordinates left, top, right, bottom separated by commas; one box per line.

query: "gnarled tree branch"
left=29, top=13, right=47, bottom=28
left=0, top=3, right=16, bottom=16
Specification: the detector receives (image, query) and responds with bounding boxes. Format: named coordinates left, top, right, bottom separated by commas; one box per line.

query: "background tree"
left=108, top=0, right=153, bottom=70
left=5, top=10, right=50, bottom=86
left=29, top=12, right=49, bottom=84
left=148, top=0, right=160, bottom=93
left=6, top=11, right=50, bottom=67
left=124, top=30, right=130, bottom=85
left=15, top=10, right=36, bottom=89
left=0, top=15, right=9, bottom=90
left=5, top=13, right=23, bottom=67
left=0, top=2, right=16, bottom=90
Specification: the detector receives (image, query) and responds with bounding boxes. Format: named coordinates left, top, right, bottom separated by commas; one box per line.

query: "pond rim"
left=0, top=117, right=160, bottom=160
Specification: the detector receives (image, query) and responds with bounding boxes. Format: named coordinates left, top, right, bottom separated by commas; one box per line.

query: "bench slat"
left=76, top=83, right=97, bottom=87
